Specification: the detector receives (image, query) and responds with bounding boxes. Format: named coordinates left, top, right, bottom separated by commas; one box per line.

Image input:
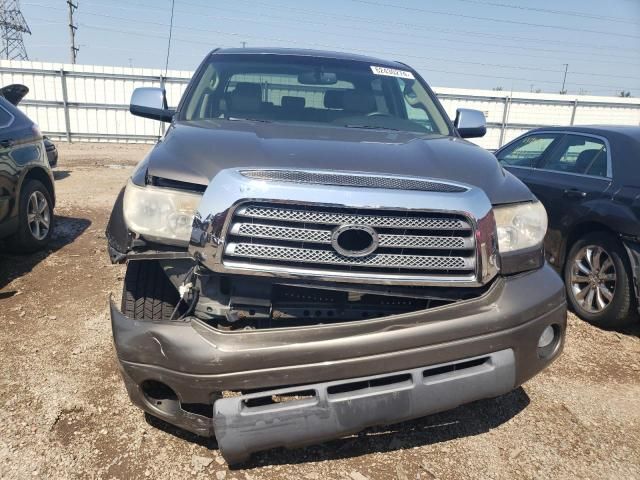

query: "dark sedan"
left=496, top=126, right=640, bottom=328
left=0, top=84, right=55, bottom=252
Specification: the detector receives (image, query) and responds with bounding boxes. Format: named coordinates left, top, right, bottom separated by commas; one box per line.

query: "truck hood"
left=144, top=120, right=534, bottom=205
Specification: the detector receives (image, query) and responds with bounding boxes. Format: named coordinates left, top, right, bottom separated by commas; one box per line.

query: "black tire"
left=564, top=231, right=638, bottom=328
left=122, top=260, right=181, bottom=321
left=6, top=179, right=55, bottom=253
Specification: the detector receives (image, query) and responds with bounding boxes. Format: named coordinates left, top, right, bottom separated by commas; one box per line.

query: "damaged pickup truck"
left=106, top=48, right=566, bottom=464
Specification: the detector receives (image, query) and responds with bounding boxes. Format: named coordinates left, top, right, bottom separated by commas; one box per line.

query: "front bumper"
left=215, top=349, right=516, bottom=464
left=111, top=263, right=566, bottom=463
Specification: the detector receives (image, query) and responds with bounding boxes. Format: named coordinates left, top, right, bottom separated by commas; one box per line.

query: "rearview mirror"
left=298, top=71, right=337, bottom=85
left=130, top=87, right=175, bottom=122
left=454, top=108, right=486, bottom=138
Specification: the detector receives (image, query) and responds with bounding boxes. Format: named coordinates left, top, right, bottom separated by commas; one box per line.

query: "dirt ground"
left=1, top=142, right=639, bottom=480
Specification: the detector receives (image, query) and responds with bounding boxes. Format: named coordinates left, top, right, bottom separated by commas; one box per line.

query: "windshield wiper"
left=343, top=124, right=401, bottom=131
left=227, top=116, right=272, bottom=123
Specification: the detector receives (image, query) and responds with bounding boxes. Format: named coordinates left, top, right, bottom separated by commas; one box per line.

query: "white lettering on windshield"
left=370, top=66, right=415, bottom=79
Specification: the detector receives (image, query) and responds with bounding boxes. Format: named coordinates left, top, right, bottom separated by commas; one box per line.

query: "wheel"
left=122, top=260, right=181, bottom=321
left=6, top=179, right=54, bottom=253
left=564, top=231, right=638, bottom=328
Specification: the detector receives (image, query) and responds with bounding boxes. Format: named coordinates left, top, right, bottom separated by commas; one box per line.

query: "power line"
left=163, top=0, right=174, bottom=75
left=169, top=0, right=640, bottom=65
left=47, top=5, right=639, bottom=84
left=348, top=0, right=640, bottom=39
left=79, top=0, right=640, bottom=57
left=446, top=0, right=640, bottom=25
left=204, top=0, right=640, bottom=54
left=0, top=0, right=31, bottom=60
left=75, top=22, right=633, bottom=93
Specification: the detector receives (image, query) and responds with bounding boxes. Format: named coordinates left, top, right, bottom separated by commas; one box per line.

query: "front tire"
left=564, top=231, right=637, bottom=328
left=122, top=260, right=181, bottom=321
left=6, top=179, right=54, bottom=253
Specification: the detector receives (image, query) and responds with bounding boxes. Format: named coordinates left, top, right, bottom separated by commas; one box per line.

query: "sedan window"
left=542, top=134, right=608, bottom=177
left=496, top=134, right=559, bottom=168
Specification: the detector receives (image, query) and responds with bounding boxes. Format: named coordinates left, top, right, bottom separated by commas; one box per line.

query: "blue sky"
left=19, top=0, right=640, bottom=95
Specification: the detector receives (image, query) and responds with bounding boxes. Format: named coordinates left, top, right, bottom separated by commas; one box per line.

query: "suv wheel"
left=6, top=179, right=54, bottom=253
left=564, top=232, right=637, bottom=328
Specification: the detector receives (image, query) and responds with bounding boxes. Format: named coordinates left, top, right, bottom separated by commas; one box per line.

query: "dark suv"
left=106, top=48, right=566, bottom=464
left=0, top=84, right=55, bottom=252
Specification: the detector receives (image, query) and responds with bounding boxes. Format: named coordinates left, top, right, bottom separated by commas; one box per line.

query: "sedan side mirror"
left=454, top=108, right=486, bottom=138
left=130, top=87, right=175, bottom=122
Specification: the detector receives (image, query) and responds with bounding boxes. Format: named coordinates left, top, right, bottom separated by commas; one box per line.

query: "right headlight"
left=494, top=201, right=547, bottom=253
left=122, top=179, right=202, bottom=245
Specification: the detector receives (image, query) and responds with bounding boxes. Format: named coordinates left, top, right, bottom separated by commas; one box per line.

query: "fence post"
left=570, top=99, right=578, bottom=125
left=59, top=68, right=72, bottom=142
left=498, top=96, right=511, bottom=148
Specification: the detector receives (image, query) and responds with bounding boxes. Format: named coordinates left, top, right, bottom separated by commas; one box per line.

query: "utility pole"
left=0, top=0, right=31, bottom=60
left=561, top=63, right=568, bottom=94
left=67, top=0, right=78, bottom=63
left=241, top=41, right=246, bottom=48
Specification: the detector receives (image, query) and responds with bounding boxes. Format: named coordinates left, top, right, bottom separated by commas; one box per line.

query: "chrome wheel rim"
left=27, top=191, right=50, bottom=241
left=570, top=245, right=616, bottom=313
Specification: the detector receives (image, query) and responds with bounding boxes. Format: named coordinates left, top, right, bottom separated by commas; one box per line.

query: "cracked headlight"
left=494, top=201, right=547, bottom=253
left=123, top=179, right=201, bottom=245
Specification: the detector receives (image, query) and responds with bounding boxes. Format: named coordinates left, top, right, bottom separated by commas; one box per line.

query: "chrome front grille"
left=223, top=202, right=477, bottom=278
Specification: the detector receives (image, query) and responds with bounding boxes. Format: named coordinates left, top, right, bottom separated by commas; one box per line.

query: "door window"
left=496, top=134, right=559, bottom=168
left=541, top=134, right=608, bottom=177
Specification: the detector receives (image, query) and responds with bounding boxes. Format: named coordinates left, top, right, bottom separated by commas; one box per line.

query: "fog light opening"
left=537, top=324, right=560, bottom=359
left=141, top=380, right=180, bottom=415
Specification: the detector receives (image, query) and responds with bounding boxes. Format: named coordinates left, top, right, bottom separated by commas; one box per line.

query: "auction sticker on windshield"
left=370, top=66, right=415, bottom=79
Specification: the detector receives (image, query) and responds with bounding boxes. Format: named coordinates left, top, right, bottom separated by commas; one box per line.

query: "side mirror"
left=130, top=87, right=175, bottom=122
left=454, top=108, right=486, bottom=138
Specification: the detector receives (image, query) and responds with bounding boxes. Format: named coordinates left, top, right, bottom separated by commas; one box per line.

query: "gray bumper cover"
left=214, top=349, right=515, bottom=464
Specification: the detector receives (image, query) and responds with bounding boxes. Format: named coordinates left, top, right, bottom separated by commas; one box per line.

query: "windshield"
left=181, top=54, right=451, bottom=135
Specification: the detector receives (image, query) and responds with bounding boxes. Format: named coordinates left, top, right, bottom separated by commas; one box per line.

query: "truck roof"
left=210, top=47, right=409, bottom=69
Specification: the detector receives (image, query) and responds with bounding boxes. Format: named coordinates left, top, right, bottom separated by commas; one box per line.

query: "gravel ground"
left=1, top=142, right=639, bottom=480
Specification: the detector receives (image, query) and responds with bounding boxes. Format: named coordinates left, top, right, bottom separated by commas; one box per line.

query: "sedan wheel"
left=570, top=245, right=616, bottom=314
left=27, top=190, right=51, bottom=240
left=564, top=232, right=638, bottom=328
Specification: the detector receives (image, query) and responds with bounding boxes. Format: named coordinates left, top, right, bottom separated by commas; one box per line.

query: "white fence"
left=1, top=60, right=638, bottom=150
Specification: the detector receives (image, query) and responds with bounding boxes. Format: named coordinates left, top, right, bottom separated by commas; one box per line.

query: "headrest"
left=343, top=90, right=376, bottom=114
left=281, top=96, right=305, bottom=110
left=324, top=90, right=345, bottom=109
left=575, top=149, right=603, bottom=172
left=231, top=82, right=262, bottom=98
left=227, top=82, right=262, bottom=113
left=576, top=148, right=606, bottom=175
